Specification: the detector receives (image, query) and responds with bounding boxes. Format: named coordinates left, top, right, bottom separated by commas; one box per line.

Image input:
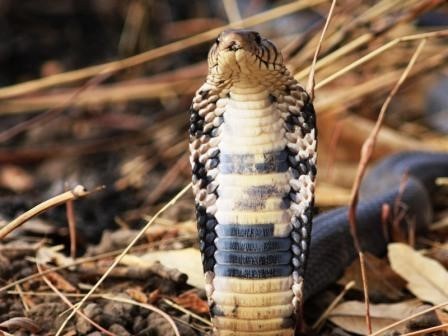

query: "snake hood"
left=190, top=29, right=317, bottom=335
left=208, top=29, right=285, bottom=80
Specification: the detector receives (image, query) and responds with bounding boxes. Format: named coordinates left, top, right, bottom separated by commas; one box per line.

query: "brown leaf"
left=173, top=291, right=209, bottom=314
left=145, top=226, right=179, bottom=242
left=426, top=243, right=448, bottom=270
left=36, top=246, right=73, bottom=267
left=388, top=243, right=448, bottom=305
left=0, top=317, right=40, bottom=333
left=44, top=270, right=77, bottom=293
left=148, top=289, right=160, bottom=304
left=329, top=300, right=426, bottom=335
left=122, top=248, right=204, bottom=288
left=340, top=252, right=406, bottom=300
left=436, top=309, right=448, bottom=324
left=0, top=165, right=34, bottom=192
left=126, top=287, right=148, bottom=304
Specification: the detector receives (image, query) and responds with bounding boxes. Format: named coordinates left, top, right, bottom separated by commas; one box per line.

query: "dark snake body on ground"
left=305, top=151, right=448, bottom=300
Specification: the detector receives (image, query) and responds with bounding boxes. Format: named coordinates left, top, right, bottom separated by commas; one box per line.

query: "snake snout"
left=221, top=40, right=241, bottom=52
left=218, top=30, right=258, bottom=52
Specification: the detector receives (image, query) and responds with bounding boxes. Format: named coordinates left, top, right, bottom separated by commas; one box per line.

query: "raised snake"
left=188, top=29, right=448, bottom=336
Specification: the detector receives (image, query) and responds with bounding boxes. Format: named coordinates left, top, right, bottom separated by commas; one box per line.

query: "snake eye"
left=215, top=36, right=221, bottom=45
left=254, top=33, right=262, bottom=45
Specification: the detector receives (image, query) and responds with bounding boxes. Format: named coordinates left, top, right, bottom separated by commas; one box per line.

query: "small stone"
left=109, top=324, right=131, bottom=336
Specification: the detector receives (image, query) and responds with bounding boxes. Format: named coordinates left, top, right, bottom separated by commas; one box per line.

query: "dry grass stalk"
left=348, top=38, right=427, bottom=247
left=0, top=235, right=196, bottom=293
left=0, top=0, right=325, bottom=100
left=36, top=264, right=116, bottom=336
left=54, top=183, right=192, bottom=336
left=312, top=280, right=356, bottom=330
left=146, top=153, right=189, bottom=205
left=222, top=0, right=242, bottom=24
left=400, top=323, right=448, bottom=336
left=0, top=185, right=98, bottom=240
left=369, top=300, right=448, bottom=336
left=315, top=55, right=437, bottom=115
left=295, top=0, right=446, bottom=82
left=295, top=33, right=371, bottom=81
left=162, top=298, right=213, bottom=327
left=100, top=295, right=181, bottom=336
left=359, top=252, right=372, bottom=333
left=65, top=199, right=77, bottom=259
left=347, top=38, right=426, bottom=334
left=316, top=29, right=448, bottom=89
left=15, top=284, right=30, bottom=312
left=5, top=291, right=104, bottom=298
left=306, top=0, right=337, bottom=101
left=430, top=218, right=448, bottom=232
left=436, top=177, right=448, bottom=186
left=0, top=78, right=202, bottom=115
left=0, top=72, right=111, bottom=142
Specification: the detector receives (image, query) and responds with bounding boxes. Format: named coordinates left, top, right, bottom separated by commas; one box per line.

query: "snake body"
left=189, top=30, right=316, bottom=335
left=189, top=30, right=448, bottom=336
left=305, top=152, right=448, bottom=299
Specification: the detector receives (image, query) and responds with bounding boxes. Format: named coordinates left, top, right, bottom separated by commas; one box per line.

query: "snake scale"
left=189, top=29, right=448, bottom=336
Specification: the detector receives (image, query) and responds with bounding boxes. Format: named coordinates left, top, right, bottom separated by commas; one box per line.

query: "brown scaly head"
left=207, top=29, right=285, bottom=82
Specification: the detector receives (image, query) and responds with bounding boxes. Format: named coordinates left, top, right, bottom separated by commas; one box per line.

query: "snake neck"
left=220, top=85, right=285, bottom=153
left=191, top=72, right=316, bottom=336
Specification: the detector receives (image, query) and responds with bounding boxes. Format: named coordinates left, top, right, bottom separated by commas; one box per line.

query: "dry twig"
left=100, top=295, right=181, bottom=336
left=0, top=72, right=110, bottom=142
left=347, top=39, right=426, bottom=334
left=66, top=197, right=77, bottom=259
left=369, top=300, right=448, bottom=336
left=316, top=29, right=448, bottom=89
left=400, top=323, right=448, bottom=336
left=312, top=280, right=355, bottom=330
left=0, top=234, right=195, bottom=293
left=54, top=183, right=192, bottom=336
left=36, top=264, right=116, bottom=336
left=162, top=298, right=213, bottom=326
left=0, top=0, right=325, bottom=100
left=306, top=0, right=337, bottom=101
left=0, top=185, right=101, bottom=240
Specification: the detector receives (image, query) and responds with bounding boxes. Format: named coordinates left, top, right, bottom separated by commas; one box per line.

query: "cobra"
left=189, top=29, right=316, bottom=335
left=189, top=29, right=448, bottom=335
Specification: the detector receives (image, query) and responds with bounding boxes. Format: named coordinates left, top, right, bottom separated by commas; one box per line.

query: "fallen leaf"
left=0, top=317, right=40, bottom=333
left=0, top=165, right=34, bottom=192
left=126, top=287, right=148, bottom=304
left=173, top=291, right=209, bottom=314
left=340, top=252, right=406, bottom=300
left=388, top=243, right=448, bottom=305
left=44, top=270, right=77, bottom=293
left=148, top=289, right=160, bottom=304
left=122, top=248, right=204, bottom=288
left=20, top=219, right=59, bottom=236
left=36, top=246, right=74, bottom=267
left=425, top=243, right=448, bottom=269
left=145, top=226, right=179, bottom=242
left=328, top=300, right=425, bottom=335
left=436, top=309, right=448, bottom=324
